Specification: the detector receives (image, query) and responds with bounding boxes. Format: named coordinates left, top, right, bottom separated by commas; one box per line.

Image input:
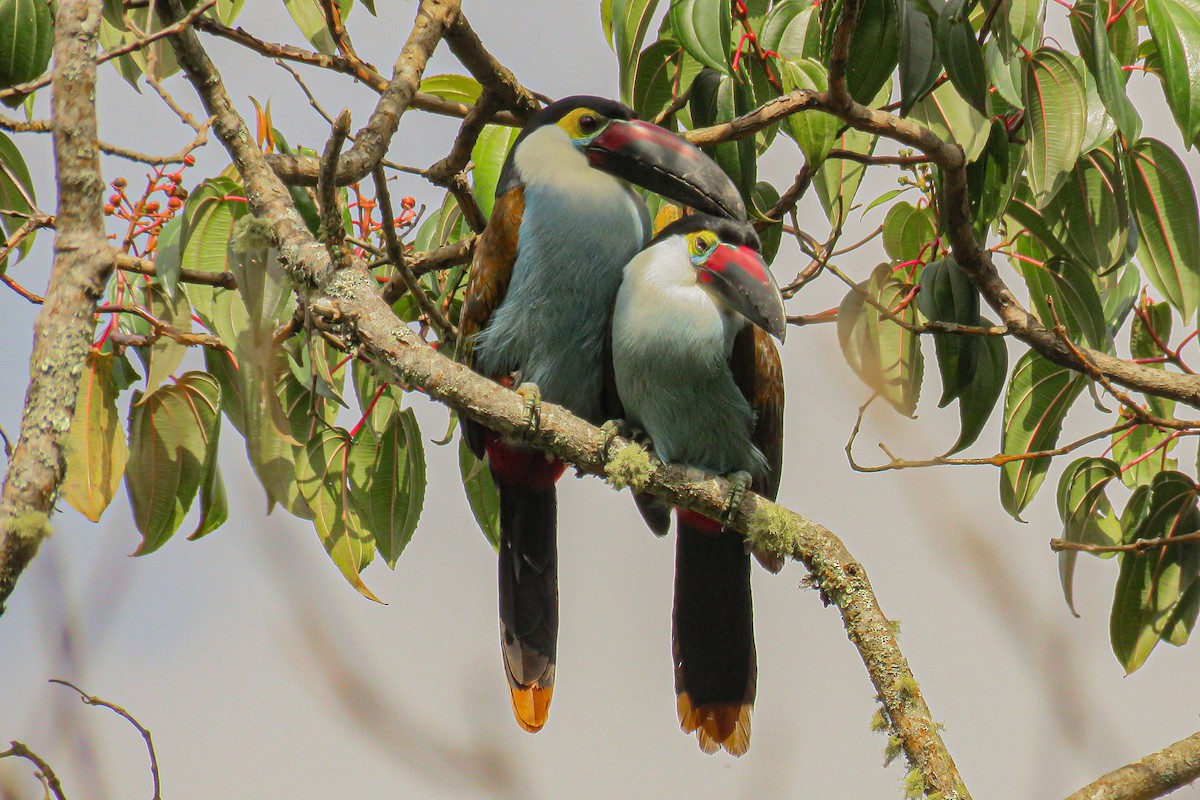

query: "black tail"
left=497, top=480, right=558, bottom=732
left=673, top=514, right=755, bottom=756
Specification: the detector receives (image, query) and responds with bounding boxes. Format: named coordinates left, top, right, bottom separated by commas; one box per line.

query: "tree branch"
left=159, top=10, right=970, bottom=797
left=0, top=0, right=114, bottom=615
left=193, top=17, right=522, bottom=126
left=263, top=0, right=463, bottom=187
left=1063, top=730, right=1200, bottom=800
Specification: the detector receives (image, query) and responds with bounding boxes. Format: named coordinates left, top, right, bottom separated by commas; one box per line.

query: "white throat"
left=513, top=124, right=616, bottom=192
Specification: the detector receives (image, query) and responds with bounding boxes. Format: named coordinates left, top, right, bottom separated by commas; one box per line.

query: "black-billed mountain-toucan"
left=609, top=214, right=786, bottom=756
left=456, top=97, right=745, bottom=733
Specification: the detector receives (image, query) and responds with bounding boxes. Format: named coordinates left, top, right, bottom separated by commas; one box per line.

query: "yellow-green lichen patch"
left=903, top=767, right=926, bottom=799
left=231, top=214, right=273, bottom=253
left=605, top=444, right=654, bottom=492
left=746, top=503, right=793, bottom=559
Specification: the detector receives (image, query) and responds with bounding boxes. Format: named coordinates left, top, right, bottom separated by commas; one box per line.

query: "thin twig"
left=0, top=0, right=217, bottom=102
left=50, top=679, right=161, bottom=800
left=1051, top=527, right=1200, bottom=555
left=0, top=741, right=67, bottom=800
left=847, top=407, right=1137, bottom=473
left=97, top=303, right=228, bottom=350
left=373, top=164, right=456, bottom=340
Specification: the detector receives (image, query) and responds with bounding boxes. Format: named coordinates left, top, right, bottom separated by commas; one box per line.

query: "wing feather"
left=458, top=186, right=525, bottom=458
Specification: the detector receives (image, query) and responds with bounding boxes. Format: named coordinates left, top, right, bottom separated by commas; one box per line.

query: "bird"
left=608, top=214, right=786, bottom=756
left=456, top=96, right=745, bottom=734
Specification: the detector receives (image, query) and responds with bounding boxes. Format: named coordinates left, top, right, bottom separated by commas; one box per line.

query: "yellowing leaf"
left=63, top=352, right=129, bottom=522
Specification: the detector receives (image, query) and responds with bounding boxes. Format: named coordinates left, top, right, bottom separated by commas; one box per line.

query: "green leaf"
left=950, top=319, right=1007, bottom=454
left=204, top=348, right=246, bottom=434
left=966, top=120, right=1018, bottom=239
left=471, top=124, right=520, bottom=221
left=752, top=182, right=781, bottom=262
left=837, top=263, right=924, bottom=416
left=632, top=40, right=683, bottom=122
left=1071, top=0, right=1142, bottom=141
left=1000, top=352, right=1086, bottom=519
left=898, top=0, right=941, bottom=114
left=1113, top=423, right=1178, bottom=489
left=418, top=73, right=482, bottom=106
left=908, top=80, right=990, bottom=164
left=815, top=80, right=889, bottom=226
left=63, top=352, right=130, bottom=523
left=1145, top=0, right=1200, bottom=147
left=154, top=215, right=184, bottom=299
left=1130, top=299, right=1176, bottom=419
left=916, top=257, right=980, bottom=407
left=1044, top=146, right=1129, bottom=274
left=615, top=0, right=663, bottom=100
left=688, top=68, right=757, bottom=201
left=602, top=0, right=616, bottom=50
left=1077, top=55, right=1118, bottom=156
left=984, top=38, right=1023, bottom=107
left=239, top=353, right=312, bottom=519
left=460, top=435, right=500, bottom=551
left=669, top=0, right=732, bottom=74
left=1020, top=258, right=1108, bottom=350
left=0, top=0, right=53, bottom=89
left=351, top=360, right=399, bottom=440
left=140, top=285, right=192, bottom=393
left=882, top=202, right=937, bottom=262
left=181, top=177, right=247, bottom=321
left=296, top=427, right=382, bottom=601
left=759, top=0, right=820, bottom=59
left=189, top=414, right=227, bottom=540
left=349, top=411, right=426, bottom=568
left=994, top=0, right=1044, bottom=63
left=1023, top=48, right=1088, bottom=206
left=935, top=0, right=988, bottom=112
left=125, top=372, right=221, bottom=555
left=1111, top=471, right=1200, bottom=672
left=779, top=58, right=838, bottom=166
left=1005, top=185, right=1072, bottom=261
left=846, top=0, right=899, bottom=105
left=1056, top=456, right=1122, bottom=615
left=1103, top=263, right=1141, bottom=338
left=1125, top=138, right=1200, bottom=321
left=0, top=130, right=36, bottom=270
left=228, top=215, right=293, bottom=334
left=284, top=0, right=353, bottom=56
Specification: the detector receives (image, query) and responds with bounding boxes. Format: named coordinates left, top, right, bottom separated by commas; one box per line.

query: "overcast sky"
left=2, top=3, right=1200, bottom=798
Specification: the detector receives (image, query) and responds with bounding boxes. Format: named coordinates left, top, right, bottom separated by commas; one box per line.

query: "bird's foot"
left=515, top=382, right=542, bottom=439
left=600, top=419, right=648, bottom=459
left=722, top=471, right=753, bottom=525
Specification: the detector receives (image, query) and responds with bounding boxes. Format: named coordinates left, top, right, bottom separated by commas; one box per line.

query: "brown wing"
left=458, top=186, right=525, bottom=458
left=730, top=325, right=785, bottom=573
left=730, top=325, right=784, bottom=501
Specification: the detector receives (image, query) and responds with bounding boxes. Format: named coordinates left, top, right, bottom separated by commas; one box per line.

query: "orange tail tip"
left=677, top=692, right=752, bottom=757
left=510, top=684, right=554, bottom=733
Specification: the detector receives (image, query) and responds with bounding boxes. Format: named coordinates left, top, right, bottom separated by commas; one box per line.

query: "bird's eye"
left=695, top=236, right=712, bottom=253
left=578, top=114, right=600, bottom=135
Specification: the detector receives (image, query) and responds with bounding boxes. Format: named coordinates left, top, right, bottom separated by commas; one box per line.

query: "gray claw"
left=516, top=382, right=542, bottom=438
left=723, top=470, right=753, bottom=525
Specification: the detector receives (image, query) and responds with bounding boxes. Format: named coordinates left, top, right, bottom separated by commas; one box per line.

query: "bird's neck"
left=513, top=125, right=623, bottom=195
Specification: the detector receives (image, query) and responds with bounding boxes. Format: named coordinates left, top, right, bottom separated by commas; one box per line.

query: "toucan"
left=608, top=214, right=786, bottom=756
left=456, top=97, right=745, bottom=733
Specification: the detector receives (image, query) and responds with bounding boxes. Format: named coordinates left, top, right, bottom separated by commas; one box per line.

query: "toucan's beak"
left=586, top=119, right=746, bottom=221
left=698, top=244, right=786, bottom=341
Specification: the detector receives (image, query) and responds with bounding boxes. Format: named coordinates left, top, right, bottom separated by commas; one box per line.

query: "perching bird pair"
left=456, top=96, right=786, bottom=756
